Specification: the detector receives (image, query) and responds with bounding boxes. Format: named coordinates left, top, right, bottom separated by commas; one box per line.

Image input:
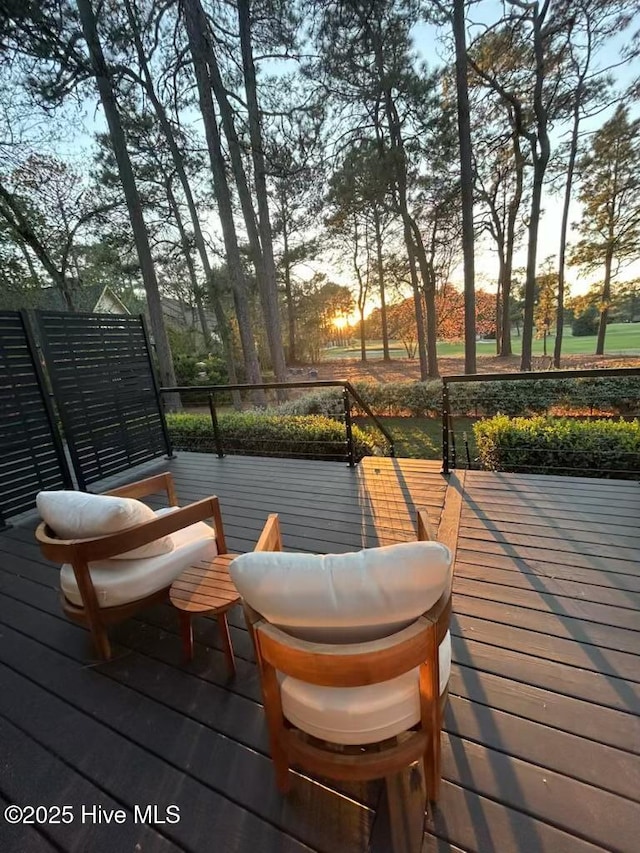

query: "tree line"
left=0, top=0, right=639, bottom=396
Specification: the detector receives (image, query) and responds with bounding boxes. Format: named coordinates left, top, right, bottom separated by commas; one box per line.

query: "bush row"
left=274, top=376, right=640, bottom=419
left=473, top=415, right=640, bottom=478
left=166, top=412, right=385, bottom=462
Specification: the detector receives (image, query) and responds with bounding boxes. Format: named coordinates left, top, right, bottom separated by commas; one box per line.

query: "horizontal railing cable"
left=159, top=380, right=395, bottom=465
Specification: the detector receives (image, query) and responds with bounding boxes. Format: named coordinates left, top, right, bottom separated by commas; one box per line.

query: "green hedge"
left=473, top=415, right=640, bottom=478
left=172, top=354, right=230, bottom=405
left=275, top=376, right=640, bottom=419
left=166, top=412, right=386, bottom=461
left=275, top=383, right=443, bottom=417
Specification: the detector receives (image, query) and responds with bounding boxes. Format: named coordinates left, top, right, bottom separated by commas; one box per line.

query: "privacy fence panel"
left=38, top=312, right=171, bottom=490
left=0, top=311, right=72, bottom=525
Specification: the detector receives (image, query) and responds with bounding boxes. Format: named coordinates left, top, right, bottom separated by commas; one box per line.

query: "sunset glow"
left=332, top=306, right=374, bottom=329
left=332, top=315, right=350, bottom=329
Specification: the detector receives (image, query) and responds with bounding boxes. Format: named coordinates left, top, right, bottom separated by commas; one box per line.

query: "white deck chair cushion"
left=60, top=507, right=217, bottom=608
left=37, top=490, right=173, bottom=559
left=280, top=631, right=452, bottom=745
left=230, top=540, right=452, bottom=643
left=231, top=540, right=453, bottom=745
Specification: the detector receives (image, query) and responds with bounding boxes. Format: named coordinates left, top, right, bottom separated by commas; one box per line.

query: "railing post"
left=208, top=393, right=224, bottom=459
left=463, top=432, right=472, bottom=469
left=343, top=388, right=355, bottom=468
left=442, top=382, right=450, bottom=475
left=449, top=413, right=457, bottom=469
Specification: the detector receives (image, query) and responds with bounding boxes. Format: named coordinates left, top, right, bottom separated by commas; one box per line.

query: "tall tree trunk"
left=165, top=178, right=212, bottom=347
left=501, top=130, right=524, bottom=358
left=281, top=211, right=296, bottom=363
left=521, top=157, right=546, bottom=371
left=352, top=219, right=368, bottom=363
left=122, top=0, right=239, bottom=403
left=17, top=240, right=42, bottom=289
left=237, top=0, right=287, bottom=384
left=453, top=0, right=476, bottom=374
left=495, top=259, right=503, bottom=354
left=521, top=7, right=551, bottom=373
left=386, top=111, right=436, bottom=375
left=596, top=246, right=614, bottom=355
left=373, top=39, right=433, bottom=377
left=501, top=235, right=514, bottom=357
left=405, top=225, right=428, bottom=380
left=76, top=0, right=179, bottom=408
left=408, top=217, right=439, bottom=377
left=187, top=0, right=284, bottom=382
left=373, top=206, right=390, bottom=360
left=182, top=0, right=265, bottom=404
left=554, top=91, right=582, bottom=368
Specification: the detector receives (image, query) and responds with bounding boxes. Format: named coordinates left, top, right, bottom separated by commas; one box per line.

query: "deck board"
left=0, top=452, right=639, bottom=852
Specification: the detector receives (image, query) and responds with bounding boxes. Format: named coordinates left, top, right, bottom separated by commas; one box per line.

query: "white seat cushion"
left=280, top=631, right=452, bottom=745
left=37, top=490, right=173, bottom=559
left=230, top=540, right=452, bottom=643
left=60, top=508, right=217, bottom=608
left=232, top=540, right=453, bottom=745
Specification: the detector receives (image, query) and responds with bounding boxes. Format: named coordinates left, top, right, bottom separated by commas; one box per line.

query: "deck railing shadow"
left=444, top=693, right=546, bottom=853
left=461, top=482, right=640, bottom=715
left=428, top=472, right=546, bottom=850
left=355, top=461, right=542, bottom=844
left=356, top=457, right=446, bottom=549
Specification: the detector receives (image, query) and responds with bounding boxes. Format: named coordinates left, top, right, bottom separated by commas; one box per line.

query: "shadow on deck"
left=0, top=453, right=638, bottom=852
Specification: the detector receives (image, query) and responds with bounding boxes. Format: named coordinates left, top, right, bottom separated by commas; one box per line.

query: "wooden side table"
left=169, top=552, right=241, bottom=675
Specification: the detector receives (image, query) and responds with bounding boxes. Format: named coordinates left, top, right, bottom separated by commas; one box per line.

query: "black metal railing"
left=159, top=380, right=395, bottom=466
left=442, top=366, right=640, bottom=478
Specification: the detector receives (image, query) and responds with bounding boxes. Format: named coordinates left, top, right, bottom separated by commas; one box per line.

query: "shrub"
left=166, top=412, right=385, bottom=461
left=450, top=376, right=639, bottom=417
left=274, top=376, right=640, bottom=420
left=275, top=388, right=344, bottom=417
left=473, top=414, right=640, bottom=478
left=172, top=354, right=229, bottom=405
left=275, top=381, right=443, bottom=418
left=572, top=305, right=599, bottom=336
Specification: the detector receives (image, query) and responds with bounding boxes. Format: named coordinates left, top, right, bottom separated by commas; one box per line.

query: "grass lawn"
left=324, top=323, right=640, bottom=360
left=356, top=416, right=479, bottom=462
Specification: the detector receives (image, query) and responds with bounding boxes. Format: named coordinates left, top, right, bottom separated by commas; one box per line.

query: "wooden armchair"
left=36, top=473, right=226, bottom=660
left=233, top=511, right=452, bottom=847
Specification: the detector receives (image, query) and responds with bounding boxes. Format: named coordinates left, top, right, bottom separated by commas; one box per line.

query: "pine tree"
left=571, top=106, right=640, bottom=355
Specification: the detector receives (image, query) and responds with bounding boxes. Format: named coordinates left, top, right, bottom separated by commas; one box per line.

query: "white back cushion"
left=230, top=541, right=452, bottom=643
left=60, top=511, right=217, bottom=608
left=36, top=490, right=173, bottom=560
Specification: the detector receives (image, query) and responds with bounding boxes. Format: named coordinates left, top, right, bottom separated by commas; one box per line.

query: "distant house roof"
left=160, top=296, right=218, bottom=333
left=28, top=284, right=129, bottom=315
left=14, top=285, right=220, bottom=345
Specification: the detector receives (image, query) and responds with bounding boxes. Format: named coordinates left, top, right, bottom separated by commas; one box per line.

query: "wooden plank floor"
left=0, top=453, right=638, bottom=853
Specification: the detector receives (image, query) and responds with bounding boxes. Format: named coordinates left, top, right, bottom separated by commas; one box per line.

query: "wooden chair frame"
left=243, top=510, right=451, bottom=807
left=35, top=472, right=227, bottom=661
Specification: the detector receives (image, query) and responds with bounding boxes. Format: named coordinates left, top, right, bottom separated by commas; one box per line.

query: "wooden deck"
left=0, top=452, right=638, bottom=853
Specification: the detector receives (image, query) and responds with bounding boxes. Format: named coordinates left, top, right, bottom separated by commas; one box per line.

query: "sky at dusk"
left=39, top=2, right=640, bottom=308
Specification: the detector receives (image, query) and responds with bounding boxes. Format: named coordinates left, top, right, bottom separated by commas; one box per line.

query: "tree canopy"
left=0, top=0, right=638, bottom=382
